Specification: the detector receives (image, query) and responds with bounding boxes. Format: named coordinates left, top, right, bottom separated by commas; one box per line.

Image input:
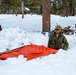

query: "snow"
left=25, top=7, right=30, bottom=11
left=0, top=14, right=76, bottom=75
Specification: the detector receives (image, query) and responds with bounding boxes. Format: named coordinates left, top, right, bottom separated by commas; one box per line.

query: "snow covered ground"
left=0, top=14, right=76, bottom=75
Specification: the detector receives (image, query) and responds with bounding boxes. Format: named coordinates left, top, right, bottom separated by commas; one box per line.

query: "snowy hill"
left=0, top=14, right=76, bottom=75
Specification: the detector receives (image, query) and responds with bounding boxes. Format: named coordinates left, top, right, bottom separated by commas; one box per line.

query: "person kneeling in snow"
left=48, top=25, right=68, bottom=50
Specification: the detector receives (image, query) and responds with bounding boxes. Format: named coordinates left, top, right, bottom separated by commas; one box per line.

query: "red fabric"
left=0, top=44, right=58, bottom=60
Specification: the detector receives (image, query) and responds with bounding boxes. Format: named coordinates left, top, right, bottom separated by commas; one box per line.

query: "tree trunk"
left=22, top=0, right=24, bottom=18
left=42, top=0, right=50, bottom=32
left=62, top=0, right=68, bottom=17
left=15, top=9, right=18, bottom=16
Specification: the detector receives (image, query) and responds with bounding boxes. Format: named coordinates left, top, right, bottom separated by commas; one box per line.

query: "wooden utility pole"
left=42, top=0, right=50, bottom=32
left=22, top=0, right=24, bottom=18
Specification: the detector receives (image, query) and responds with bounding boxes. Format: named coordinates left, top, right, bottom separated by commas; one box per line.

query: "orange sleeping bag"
left=0, top=44, right=58, bottom=60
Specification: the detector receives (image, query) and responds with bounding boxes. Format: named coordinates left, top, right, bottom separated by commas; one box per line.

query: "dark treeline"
left=50, top=0, right=76, bottom=16
left=0, top=0, right=76, bottom=16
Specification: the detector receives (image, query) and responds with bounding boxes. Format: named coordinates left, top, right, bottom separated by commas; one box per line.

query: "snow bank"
left=0, top=14, right=76, bottom=75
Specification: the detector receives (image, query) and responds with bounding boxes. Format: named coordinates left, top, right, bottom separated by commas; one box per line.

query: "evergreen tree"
left=0, top=0, right=75, bottom=16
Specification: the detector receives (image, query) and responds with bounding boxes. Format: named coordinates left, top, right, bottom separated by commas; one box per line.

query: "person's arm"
left=48, top=36, right=51, bottom=48
left=62, top=35, right=68, bottom=50
left=48, top=33, right=54, bottom=48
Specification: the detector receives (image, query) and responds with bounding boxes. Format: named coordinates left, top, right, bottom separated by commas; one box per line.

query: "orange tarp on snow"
left=0, top=44, right=58, bottom=60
